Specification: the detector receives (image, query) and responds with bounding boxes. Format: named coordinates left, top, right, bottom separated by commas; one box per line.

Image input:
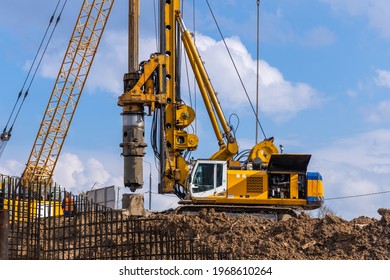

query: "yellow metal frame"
left=118, top=54, right=167, bottom=109
left=3, top=198, right=63, bottom=222
left=119, top=1, right=199, bottom=192
left=192, top=169, right=320, bottom=208
left=23, top=0, right=114, bottom=183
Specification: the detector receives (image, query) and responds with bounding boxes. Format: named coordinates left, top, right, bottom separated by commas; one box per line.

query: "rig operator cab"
left=187, top=154, right=324, bottom=210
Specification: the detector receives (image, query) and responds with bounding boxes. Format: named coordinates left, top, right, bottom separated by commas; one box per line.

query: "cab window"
left=192, top=163, right=214, bottom=193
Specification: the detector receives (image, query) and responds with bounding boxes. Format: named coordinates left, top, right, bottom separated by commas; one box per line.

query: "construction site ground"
left=149, top=208, right=390, bottom=260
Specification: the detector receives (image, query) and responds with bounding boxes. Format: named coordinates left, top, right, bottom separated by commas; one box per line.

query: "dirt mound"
left=151, top=208, right=390, bottom=260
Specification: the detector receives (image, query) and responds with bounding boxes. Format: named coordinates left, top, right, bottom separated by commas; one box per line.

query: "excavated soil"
left=150, top=208, right=390, bottom=260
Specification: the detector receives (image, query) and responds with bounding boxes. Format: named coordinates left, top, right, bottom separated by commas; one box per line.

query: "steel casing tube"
left=122, top=110, right=146, bottom=191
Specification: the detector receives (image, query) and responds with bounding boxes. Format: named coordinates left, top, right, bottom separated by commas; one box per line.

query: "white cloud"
left=87, top=32, right=158, bottom=96
left=364, top=68, right=390, bottom=122
left=300, top=26, right=336, bottom=46
left=40, top=49, right=63, bottom=79
left=148, top=193, right=179, bottom=211
left=366, top=2, right=390, bottom=38
left=321, top=0, right=390, bottom=38
left=39, top=30, right=158, bottom=96
left=375, top=69, right=390, bottom=88
left=194, top=34, right=322, bottom=122
left=317, top=129, right=390, bottom=170
left=313, top=129, right=390, bottom=219
left=260, top=9, right=336, bottom=47
left=346, top=89, right=357, bottom=97
left=347, top=69, right=390, bottom=123
left=54, top=153, right=84, bottom=191
left=332, top=129, right=390, bottom=165
left=38, top=31, right=321, bottom=122
left=261, top=9, right=294, bottom=44
left=314, top=159, right=388, bottom=220
left=364, top=100, right=390, bottom=123
left=321, top=0, right=369, bottom=16
left=0, top=159, right=24, bottom=177
left=51, top=153, right=178, bottom=211
left=85, top=31, right=127, bottom=95
left=54, top=152, right=122, bottom=194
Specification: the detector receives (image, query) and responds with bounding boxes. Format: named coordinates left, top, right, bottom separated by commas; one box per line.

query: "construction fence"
left=0, top=174, right=231, bottom=260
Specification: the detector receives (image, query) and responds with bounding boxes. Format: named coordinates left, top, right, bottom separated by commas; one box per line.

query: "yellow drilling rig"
left=118, top=0, right=324, bottom=215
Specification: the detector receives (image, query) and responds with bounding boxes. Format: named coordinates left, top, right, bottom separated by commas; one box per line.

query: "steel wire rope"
left=3, top=0, right=62, bottom=133
left=193, top=0, right=198, bottom=135
left=181, top=0, right=193, bottom=110
left=151, top=108, right=161, bottom=161
left=151, top=0, right=160, bottom=159
left=1, top=0, right=66, bottom=159
left=204, top=0, right=267, bottom=140
left=180, top=1, right=197, bottom=165
left=183, top=44, right=193, bottom=108
left=180, top=0, right=198, bottom=145
left=0, top=137, right=8, bottom=158
left=255, top=0, right=260, bottom=144
left=153, top=0, right=158, bottom=51
left=325, top=190, right=390, bottom=201
left=151, top=0, right=161, bottom=169
left=228, top=113, right=240, bottom=141
left=9, top=0, right=68, bottom=132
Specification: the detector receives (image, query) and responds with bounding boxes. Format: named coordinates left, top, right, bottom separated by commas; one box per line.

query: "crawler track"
left=164, top=201, right=299, bottom=219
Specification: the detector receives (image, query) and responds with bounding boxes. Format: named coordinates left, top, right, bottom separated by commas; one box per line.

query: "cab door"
left=189, top=160, right=227, bottom=198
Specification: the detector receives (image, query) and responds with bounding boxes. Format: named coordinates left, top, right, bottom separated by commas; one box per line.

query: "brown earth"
left=150, top=208, right=390, bottom=260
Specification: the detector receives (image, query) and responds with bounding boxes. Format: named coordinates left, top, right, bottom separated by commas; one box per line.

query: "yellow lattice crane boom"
left=22, top=0, right=114, bottom=183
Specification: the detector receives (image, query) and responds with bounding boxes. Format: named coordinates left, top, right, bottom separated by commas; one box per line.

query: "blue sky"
left=1, top=0, right=390, bottom=220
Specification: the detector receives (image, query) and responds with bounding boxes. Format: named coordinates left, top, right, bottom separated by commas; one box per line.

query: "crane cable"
left=181, top=0, right=195, bottom=125
left=204, top=0, right=267, bottom=140
left=255, top=0, right=260, bottom=144
left=153, top=0, right=158, bottom=51
left=325, top=190, right=390, bottom=201
left=0, top=0, right=67, bottom=158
